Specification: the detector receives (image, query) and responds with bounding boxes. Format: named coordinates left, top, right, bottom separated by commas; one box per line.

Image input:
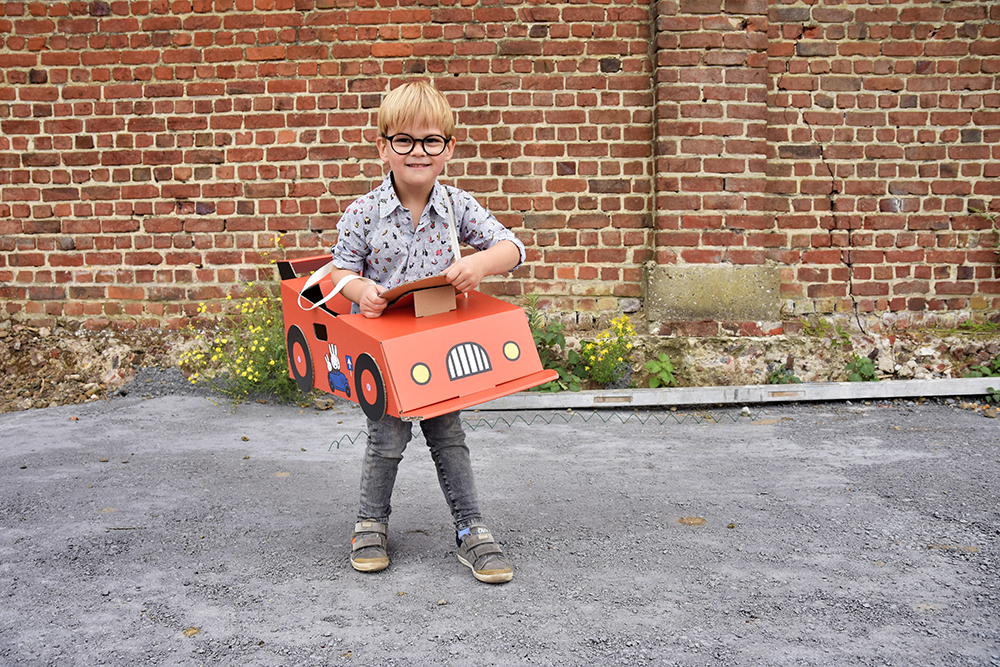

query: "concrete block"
left=645, top=264, right=780, bottom=322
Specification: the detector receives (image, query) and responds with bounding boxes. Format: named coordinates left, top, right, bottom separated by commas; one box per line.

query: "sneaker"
left=456, top=525, right=513, bottom=584
left=350, top=520, right=389, bottom=572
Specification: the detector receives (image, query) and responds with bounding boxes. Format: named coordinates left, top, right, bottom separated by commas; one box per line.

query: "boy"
left=327, top=81, right=524, bottom=584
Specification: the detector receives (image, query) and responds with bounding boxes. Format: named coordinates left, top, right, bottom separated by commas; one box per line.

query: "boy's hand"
left=442, top=255, right=487, bottom=293
left=358, top=283, right=388, bottom=318
left=441, top=240, right=520, bottom=293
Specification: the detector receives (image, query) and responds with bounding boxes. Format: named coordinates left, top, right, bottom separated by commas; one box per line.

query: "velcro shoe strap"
left=354, top=521, right=387, bottom=535
left=465, top=537, right=503, bottom=560
left=468, top=542, right=503, bottom=560
left=352, top=533, right=386, bottom=551
left=462, top=531, right=495, bottom=549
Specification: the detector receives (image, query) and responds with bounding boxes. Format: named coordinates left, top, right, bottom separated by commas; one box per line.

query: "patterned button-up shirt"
left=330, top=174, right=525, bottom=289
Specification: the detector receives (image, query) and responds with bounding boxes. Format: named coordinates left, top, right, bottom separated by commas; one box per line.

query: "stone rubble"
left=1, top=317, right=998, bottom=414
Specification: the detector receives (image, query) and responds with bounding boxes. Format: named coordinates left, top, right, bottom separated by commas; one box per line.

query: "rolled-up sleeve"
left=450, top=187, right=526, bottom=269
left=329, top=203, right=369, bottom=275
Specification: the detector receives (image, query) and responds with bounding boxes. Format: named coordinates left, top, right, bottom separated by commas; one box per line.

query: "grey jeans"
left=357, top=411, right=483, bottom=531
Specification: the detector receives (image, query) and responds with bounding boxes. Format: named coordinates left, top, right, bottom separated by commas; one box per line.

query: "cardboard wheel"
left=286, top=325, right=314, bottom=394
left=354, top=353, right=386, bottom=421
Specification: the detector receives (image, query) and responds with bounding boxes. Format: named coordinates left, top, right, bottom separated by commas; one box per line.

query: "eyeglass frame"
left=381, top=133, right=453, bottom=156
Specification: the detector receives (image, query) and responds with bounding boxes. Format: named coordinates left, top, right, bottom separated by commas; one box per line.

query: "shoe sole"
left=351, top=557, right=389, bottom=572
left=457, top=554, right=513, bottom=584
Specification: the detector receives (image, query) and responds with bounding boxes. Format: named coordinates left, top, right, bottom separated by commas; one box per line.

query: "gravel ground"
left=1, top=385, right=998, bottom=666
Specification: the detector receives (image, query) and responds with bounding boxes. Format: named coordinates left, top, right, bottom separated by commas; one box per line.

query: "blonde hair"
left=378, top=81, right=455, bottom=137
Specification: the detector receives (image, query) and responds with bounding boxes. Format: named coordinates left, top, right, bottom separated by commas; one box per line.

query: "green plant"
left=766, top=367, right=802, bottom=385
left=964, top=354, right=1000, bottom=378
left=525, top=295, right=586, bottom=392
left=965, top=355, right=1000, bottom=404
left=959, top=353, right=1000, bottom=404
left=845, top=353, right=878, bottom=382
left=765, top=356, right=802, bottom=385
left=802, top=317, right=851, bottom=349
left=644, top=352, right=676, bottom=388
left=956, top=320, right=1000, bottom=334
left=581, top=315, right=636, bottom=387
left=179, top=283, right=302, bottom=404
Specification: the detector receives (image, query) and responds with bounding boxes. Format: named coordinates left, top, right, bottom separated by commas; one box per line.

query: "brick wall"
left=0, top=0, right=997, bottom=333
left=763, top=0, right=1000, bottom=332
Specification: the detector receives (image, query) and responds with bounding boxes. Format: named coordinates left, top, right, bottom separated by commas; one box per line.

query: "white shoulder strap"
left=297, top=261, right=370, bottom=311
left=442, top=188, right=461, bottom=265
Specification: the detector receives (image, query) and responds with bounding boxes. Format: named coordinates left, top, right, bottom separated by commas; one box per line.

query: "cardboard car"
left=277, top=255, right=557, bottom=422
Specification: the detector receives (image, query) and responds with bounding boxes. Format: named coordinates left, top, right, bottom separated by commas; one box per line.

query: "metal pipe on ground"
left=476, top=377, right=998, bottom=411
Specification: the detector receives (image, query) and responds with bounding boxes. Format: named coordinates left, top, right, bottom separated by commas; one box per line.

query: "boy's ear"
left=443, top=135, right=456, bottom=160
left=375, top=135, right=391, bottom=163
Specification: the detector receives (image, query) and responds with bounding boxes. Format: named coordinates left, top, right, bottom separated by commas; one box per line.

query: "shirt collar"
left=377, top=174, right=403, bottom=220
left=378, top=173, right=447, bottom=224
left=428, top=182, right=449, bottom=220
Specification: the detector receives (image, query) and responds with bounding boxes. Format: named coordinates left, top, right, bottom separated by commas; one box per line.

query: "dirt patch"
left=0, top=320, right=196, bottom=414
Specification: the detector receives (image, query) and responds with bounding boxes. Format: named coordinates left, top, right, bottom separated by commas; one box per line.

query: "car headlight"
left=503, top=341, right=520, bottom=361
left=411, top=362, right=431, bottom=385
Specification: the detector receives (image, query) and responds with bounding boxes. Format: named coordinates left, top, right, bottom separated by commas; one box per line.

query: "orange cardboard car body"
left=278, top=255, right=557, bottom=422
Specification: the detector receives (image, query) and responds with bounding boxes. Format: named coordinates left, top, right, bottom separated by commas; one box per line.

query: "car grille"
left=447, top=342, right=492, bottom=381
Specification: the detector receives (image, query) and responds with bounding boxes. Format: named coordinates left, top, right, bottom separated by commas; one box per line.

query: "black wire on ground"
left=328, top=407, right=767, bottom=450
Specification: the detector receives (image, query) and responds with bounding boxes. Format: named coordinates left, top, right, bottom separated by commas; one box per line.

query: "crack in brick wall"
left=760, top=0, right=999, bottom=334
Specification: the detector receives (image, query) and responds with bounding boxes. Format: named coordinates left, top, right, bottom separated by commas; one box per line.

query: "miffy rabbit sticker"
left=325, top=343, right=351, bottom=397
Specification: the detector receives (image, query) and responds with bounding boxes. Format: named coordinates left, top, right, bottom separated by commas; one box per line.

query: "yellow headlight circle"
left=503, top=341, right=520, bottom=361
left=411, top=363, right=431, bottom=385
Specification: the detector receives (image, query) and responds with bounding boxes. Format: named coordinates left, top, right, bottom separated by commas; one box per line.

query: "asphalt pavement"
left=1, top=384, right=998, bottom=666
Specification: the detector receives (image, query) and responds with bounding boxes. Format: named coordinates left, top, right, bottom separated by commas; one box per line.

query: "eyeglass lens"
left=388, top=134, right=448, bottom=156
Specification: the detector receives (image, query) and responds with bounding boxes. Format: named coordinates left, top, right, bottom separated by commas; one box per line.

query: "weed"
left=960, top=353, right=1000, bottom=404
left=179, top=283, right=301, bottom=404
left=581, top=315, right=636, bottom=388
left=525, top=295, right=587, bottom=392
left=766, top=367, right=802, bottom=385
left=845, top=353, right=879, bottom=382
left=644, top=352, right=676, bottom=388
left=802, top=317, right=851, bottom=348
left=964, top=354, right=1000, bottom=378
left=956, top=320, right=1000, bottom=334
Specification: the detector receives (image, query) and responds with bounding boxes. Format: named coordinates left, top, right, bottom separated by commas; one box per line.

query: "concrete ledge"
left=473, top=377, right=999, bottom=411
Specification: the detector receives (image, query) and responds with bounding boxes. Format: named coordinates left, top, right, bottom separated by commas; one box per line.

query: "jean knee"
left=366, top=416, right=413, bottom=459
left=422, top=412, right=465, bottom=447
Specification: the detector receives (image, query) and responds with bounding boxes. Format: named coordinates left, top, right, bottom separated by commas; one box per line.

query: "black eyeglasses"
left=382, top=133, right=451, bottom=156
